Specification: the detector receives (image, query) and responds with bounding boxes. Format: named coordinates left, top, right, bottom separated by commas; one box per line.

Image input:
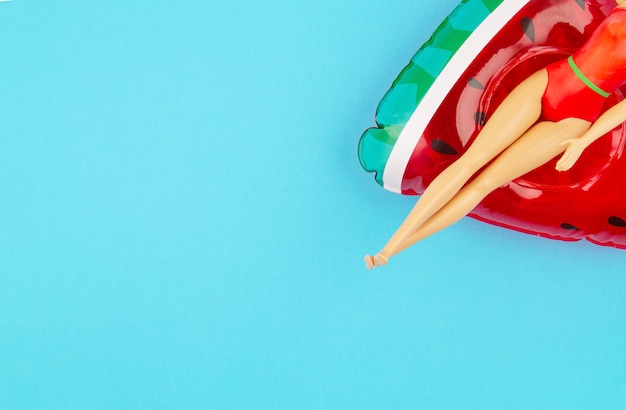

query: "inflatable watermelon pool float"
left=358, top=0, right=626, bottom=249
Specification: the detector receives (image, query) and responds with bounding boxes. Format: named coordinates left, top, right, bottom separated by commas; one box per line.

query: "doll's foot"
left=364, top=255, right=375, bottom=270
left=373, top=253, right=388, bottom=267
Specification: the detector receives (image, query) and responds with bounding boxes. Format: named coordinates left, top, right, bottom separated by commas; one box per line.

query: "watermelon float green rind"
left=358, top=0, right=504, bottom=187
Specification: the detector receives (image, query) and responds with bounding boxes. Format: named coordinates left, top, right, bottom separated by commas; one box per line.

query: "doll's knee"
left=455, top=153, right=491, bottom=174
left=461, top=170, right=502, bottom=195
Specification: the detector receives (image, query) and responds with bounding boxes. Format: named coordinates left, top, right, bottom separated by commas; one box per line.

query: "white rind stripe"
left=382, top=0, right=531, bottom=193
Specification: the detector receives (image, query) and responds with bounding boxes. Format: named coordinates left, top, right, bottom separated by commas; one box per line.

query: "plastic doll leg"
left=391, top=117, right=591, bottom=257
left=372, top=70, right=549, bottom=262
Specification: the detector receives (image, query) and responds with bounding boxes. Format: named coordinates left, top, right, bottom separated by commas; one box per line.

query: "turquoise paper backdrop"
left=2, top=0, right=626, bottom=408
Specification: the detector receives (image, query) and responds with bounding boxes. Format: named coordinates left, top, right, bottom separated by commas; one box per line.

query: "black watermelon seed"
left=608, top=216, right=626, bottom=227
left=574, top=0, right=585, bottom=10
left=474, top=111, right=487, bottom=126
left=430, top=139, right=458, bottom=155
left=468, top=78, right=485, bottom=90
left=521, top=17, right=535, bottom=42
left=561, top=223, right=580, bottom=231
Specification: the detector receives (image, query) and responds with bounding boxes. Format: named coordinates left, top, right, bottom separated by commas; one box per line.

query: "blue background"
left=2, top=0, right=626, bottom=408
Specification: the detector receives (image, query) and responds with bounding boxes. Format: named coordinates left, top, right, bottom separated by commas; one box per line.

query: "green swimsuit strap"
left=568, top=56, right=611, bottom=98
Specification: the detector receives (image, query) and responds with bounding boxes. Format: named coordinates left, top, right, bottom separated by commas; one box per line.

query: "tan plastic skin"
left=365, top=1, right=626, bottom=269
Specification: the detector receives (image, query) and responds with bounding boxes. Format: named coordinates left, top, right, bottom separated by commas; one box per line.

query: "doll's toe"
left=374, top=253, right=388, bottom=267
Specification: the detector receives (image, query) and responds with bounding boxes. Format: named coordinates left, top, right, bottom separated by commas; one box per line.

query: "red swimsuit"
left=542, top=7, right=626, bottom=122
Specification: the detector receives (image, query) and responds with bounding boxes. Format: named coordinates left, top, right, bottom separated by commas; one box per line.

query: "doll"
left=366, top=0, right=626, bottom=269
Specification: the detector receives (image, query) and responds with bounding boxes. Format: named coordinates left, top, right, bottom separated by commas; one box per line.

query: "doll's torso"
left=572, top=7, right=626, bottom=93
left=541, top=8, right=626, bottom=122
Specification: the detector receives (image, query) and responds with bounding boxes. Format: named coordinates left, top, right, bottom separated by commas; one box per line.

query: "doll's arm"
left=556, top=98, right=626, bottom=171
